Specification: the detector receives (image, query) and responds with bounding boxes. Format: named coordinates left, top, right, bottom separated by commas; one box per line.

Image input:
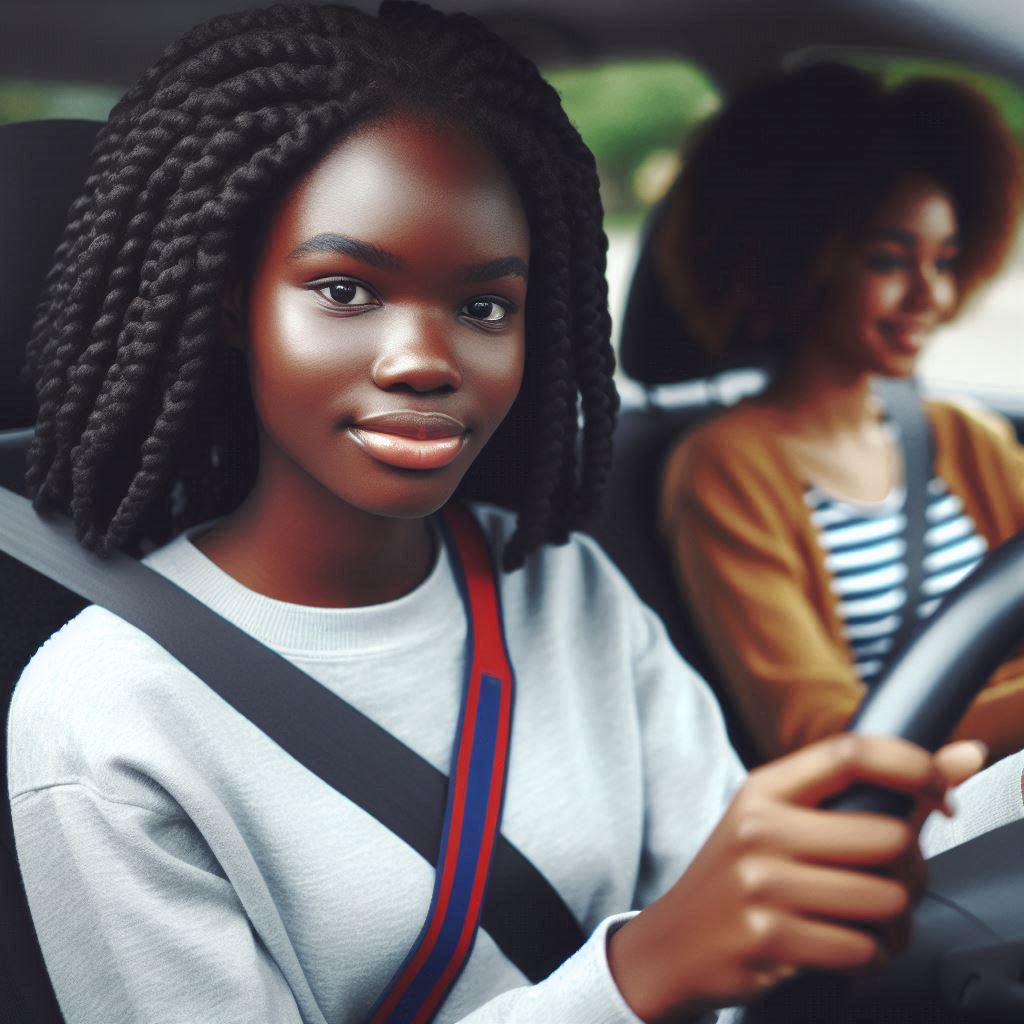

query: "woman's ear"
left=221, top=277, right=246, bottom=351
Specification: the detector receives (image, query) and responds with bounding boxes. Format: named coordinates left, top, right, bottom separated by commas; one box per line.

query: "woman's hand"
left=607, top=734, right=986, bottom=1023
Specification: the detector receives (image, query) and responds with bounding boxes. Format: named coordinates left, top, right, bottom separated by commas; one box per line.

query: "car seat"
left=0, top=118, right=102, bottom=1024
left=586, top=203, right=764, bottom=766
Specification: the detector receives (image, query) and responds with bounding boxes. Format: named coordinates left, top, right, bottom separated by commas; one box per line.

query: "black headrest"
left=0, top=119, right=103, bottom=430
left=618, top=200, right=760, bottom=386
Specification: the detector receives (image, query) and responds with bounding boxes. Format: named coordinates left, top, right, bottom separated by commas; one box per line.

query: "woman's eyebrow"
left=461, top=256, right=529, bottom=282
left=870, top=227, right=960, bottom=247
left=288, top=233, right=404, bottom=269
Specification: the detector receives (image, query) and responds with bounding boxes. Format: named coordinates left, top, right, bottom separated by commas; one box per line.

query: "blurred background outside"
left=4, top=52, right=1023, bottom=402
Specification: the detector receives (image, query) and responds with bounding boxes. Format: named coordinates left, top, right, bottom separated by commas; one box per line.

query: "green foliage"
left=547, top=60, right=719, bottom=213
left=0, top=80, right=121, bottom=125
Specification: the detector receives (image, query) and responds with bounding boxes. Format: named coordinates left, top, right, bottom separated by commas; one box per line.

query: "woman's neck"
left=757, top=348, right=901, bottom=503
left=194, top=465, right=438, bottom=609
left=762, top=349, right=879, bottom=439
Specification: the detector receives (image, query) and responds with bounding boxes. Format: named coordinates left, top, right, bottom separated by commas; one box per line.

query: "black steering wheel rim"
left=736, top=527, right=1024, bottom=1023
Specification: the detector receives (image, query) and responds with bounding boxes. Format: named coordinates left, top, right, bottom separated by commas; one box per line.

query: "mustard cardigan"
left=659, top=397, right=1024, bottom=764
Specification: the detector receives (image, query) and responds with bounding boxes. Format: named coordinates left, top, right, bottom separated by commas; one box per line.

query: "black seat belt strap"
left=0, top=487, right=584, bottom=982
left=874, top=378, right=935, bottom=675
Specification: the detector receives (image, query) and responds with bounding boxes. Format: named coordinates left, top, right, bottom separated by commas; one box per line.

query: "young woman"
left=657, top=63, right=1024, bottom=764
left=8, top=15, right=1020, bottom=1024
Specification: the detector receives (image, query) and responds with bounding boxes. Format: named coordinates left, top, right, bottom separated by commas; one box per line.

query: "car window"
left=545, top=59, right=719, bottom=394
left=551, top=52, right=1024, bottom=408
left=0, top=79, right=121, bottom=123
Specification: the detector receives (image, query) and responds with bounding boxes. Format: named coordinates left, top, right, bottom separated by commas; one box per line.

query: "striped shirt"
left=805, top=478, right=987, bottom=685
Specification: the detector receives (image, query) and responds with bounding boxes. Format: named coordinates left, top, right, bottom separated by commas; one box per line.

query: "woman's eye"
left=866, top=251, right=907, bottom=273
left=313, top=279, right=378, bottom=307
left=462, top=297, right=512, bottom=324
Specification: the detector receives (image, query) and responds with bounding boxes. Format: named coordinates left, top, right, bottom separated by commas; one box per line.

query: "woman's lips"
left=882, top=322, right=933, bottom=355
left=348, top=411, right=468, bottom=470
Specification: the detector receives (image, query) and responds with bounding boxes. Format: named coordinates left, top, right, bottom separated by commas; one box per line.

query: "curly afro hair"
left=657, top=62, right=1023, bottom=362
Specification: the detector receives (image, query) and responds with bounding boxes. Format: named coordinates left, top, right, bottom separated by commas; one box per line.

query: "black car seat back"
left=0, top=118, right=103, bottom=1024
left=587, top=201, right=765, bottom=764
left=0, top=118, right=102, bottom=813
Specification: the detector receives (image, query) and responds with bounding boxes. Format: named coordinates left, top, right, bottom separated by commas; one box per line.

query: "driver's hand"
left=607, top=734, right=986, bottom=1024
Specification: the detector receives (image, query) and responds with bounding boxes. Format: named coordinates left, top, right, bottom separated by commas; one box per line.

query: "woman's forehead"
left=865, top=176, right=958, bottom=240
left=265, top=114, right=530, bottom=262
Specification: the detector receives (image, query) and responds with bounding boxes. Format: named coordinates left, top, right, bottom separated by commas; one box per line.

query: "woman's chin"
left=865, top=344, right=923, bottom=379
left=877, top=360, right=918, bottom=379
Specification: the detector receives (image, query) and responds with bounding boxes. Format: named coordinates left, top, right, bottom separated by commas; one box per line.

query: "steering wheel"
left=737, top=528, right=1024, bottom=1024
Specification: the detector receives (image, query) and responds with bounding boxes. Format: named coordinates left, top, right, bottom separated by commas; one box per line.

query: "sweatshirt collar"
left=143, top=519, right=458, bottom=656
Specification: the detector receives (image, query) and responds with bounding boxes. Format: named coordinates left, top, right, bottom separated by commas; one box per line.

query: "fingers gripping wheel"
left=739, top=528, right=1024, bottom=1023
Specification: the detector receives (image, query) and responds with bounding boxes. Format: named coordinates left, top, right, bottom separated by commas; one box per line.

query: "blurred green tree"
left=548, top=60, right=719, bottom=220
left=0, top=80, right=121, bottom=125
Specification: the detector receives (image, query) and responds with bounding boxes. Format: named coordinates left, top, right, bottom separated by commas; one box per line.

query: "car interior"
left=4, top=1, right=1024, bottom=1021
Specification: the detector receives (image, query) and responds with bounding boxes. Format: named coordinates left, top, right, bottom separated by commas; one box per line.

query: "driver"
left=657, top=63, right=1024, bottom=764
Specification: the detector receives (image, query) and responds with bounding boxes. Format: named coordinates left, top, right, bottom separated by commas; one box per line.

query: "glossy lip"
left=347, top=411, right=468, bottom=471
left=880, top=320, right=935, bottom=355
left=353, top=411, right=468, bottom=439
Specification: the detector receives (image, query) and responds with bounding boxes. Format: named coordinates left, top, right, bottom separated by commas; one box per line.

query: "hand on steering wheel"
left=607, top=734, right=986, bottom=1023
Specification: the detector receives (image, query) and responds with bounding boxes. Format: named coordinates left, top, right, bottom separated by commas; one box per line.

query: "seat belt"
left=873, top=378, right=935, bottom=677
left=370, top=503, right=516, bottom=1023
left=0, top=486, right=584, bottom=984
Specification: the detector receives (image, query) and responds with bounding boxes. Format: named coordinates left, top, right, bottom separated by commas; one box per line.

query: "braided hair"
left=26, top=1, right=618, bottom=570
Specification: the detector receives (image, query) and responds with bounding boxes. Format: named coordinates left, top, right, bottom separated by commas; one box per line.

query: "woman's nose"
left=905, top=262, right=953, bottom=313
left=371, top=314, right=463, bottom=393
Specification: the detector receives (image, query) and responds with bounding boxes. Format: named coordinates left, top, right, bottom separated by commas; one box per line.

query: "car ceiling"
left=2, top=0, right=1024, bottom=92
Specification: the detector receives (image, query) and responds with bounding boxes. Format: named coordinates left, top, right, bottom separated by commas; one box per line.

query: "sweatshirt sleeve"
left=628, top=594, right=747, bottom=907
left=11, top=783, right=308, bottom=1024
left=455, top=914, right=736, bottom=1024
left=659, top=421, right=866, bottom=761
left=921, top=748, right=1024, bottom=858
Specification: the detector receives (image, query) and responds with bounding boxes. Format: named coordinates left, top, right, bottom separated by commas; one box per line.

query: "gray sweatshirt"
left=8, top=504, right=1023, bottom=1023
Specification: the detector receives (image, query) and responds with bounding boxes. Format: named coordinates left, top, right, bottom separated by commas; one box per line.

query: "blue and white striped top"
left=805, top=478, right=987, bottom=685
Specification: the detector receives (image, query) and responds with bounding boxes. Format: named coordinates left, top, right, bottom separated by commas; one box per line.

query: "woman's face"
left=818, top=175, right=960, bottom=379
left=241, top=112, right=529, bottom=522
